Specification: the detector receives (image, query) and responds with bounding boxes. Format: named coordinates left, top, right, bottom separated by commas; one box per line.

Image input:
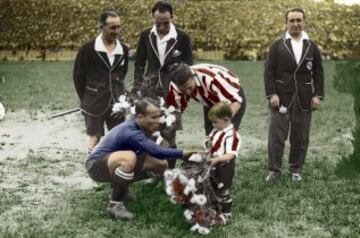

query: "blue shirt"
left=87, top=117, right=183, bottom=161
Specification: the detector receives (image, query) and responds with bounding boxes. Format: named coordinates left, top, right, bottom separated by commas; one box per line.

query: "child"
left=205, top=102, right=241, bottom=222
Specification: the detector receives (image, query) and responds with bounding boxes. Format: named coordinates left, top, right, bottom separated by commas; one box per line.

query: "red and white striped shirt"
left=207, top=124, right=241, bottom=157
left=166, top=63, right=243, bottom=112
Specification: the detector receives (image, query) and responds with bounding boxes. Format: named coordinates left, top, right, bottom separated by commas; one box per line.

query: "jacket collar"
left=95, top=33, right=123, bottom=55
left=150, top=23, right=177, bottom=43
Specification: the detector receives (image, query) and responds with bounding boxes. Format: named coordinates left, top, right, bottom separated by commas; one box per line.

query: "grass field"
left=0, top=61, right=359, bottom=238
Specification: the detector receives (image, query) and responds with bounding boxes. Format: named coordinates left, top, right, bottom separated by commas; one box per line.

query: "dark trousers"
left=203, top=88, right=246, bottom=135
left=267, top=101, right=312, bottom=174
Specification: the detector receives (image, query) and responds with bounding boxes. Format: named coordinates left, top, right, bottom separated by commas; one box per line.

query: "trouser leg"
left=267, top=107, right=290, bottom=174
left=289, top=103, right=312, bottom=174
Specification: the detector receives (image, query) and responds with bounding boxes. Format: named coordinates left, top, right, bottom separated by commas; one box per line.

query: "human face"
left=286, top=11, right=304, bottom=38
left=210, top=117, right=231, bottom=130
left=178, top=77, right=196, bottom=96
left=138, top=104, right=161, bottom=133
left=102, top=16, right=121, bottom=42
left=153, top=10, right=171, bottom=36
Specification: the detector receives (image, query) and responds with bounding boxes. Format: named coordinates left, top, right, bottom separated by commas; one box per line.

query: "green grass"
left=0, top=60, right=359, bottom=237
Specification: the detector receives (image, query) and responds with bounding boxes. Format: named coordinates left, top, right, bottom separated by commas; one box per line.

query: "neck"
left=101, top=34, right=115, bottom=46
left=291, top=32, right=302, bottom=41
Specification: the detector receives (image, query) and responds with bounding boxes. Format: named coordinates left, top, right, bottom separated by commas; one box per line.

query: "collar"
left=285, top=31, right=309, bottom=41
left=221, top=124, right=234, bottom=133
left=94, top=33, right=123, bottom=55
left=150, top=23, right=177, bottom=42
left=191, top=68, right=202, bottom=87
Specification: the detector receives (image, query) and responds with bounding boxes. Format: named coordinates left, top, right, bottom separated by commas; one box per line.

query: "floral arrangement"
left=164, top=153, right=226, bottom=235
left=111, top=92, right=178, bottom=143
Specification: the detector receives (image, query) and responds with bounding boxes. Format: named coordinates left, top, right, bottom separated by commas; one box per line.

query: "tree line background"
left=0, top=0, right=359, bottom=60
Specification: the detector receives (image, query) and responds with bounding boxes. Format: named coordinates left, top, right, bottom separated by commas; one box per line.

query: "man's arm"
left=264, top=41, right=278, bottom=100
left=312, top=43, right=325, bottom=100
left=132, top=131, right=183, bottom=159
left=133, top=31, right=147, bottom=93
left=181, top=32, right=194, bottom=66
left=73, top=46, right=87, bottom=99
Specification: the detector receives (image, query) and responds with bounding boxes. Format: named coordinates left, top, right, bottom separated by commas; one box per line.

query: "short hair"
left=285, top=7, right=306, bottom=22
left=98, top=11, right=119, bottom=28
left=168, top=63, right=193, bottom=88
left=151, top=1, right=173, bottom=17
left=135, top=97, right=160, bottom=116
left=208, top=102, right=233, bottom=121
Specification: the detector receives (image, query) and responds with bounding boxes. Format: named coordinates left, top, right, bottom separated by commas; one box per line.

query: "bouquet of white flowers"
left=164, top=153, right=226, bottom=235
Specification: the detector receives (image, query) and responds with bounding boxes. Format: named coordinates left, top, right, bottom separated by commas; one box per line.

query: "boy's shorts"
left=212, top=159, right=235, bottom=190
left=83, top=109, right=124, bottom=136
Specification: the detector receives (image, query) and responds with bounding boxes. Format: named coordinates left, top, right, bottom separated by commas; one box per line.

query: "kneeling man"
left=85, top=97, right=194, bottom=220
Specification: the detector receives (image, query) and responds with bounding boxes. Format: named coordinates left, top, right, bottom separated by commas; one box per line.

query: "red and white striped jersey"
left=207, top=124, right=241, bottom=158
left=166, top=63, right=243, bottom=112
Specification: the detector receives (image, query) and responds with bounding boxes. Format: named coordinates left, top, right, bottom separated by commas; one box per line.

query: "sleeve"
left=211, top=75, right=243, bottom=104
left=166, top=82, right=189, bottom=112
left=312, top=43, right=325, bottom=99
left=117, top=43, right=129, bottom=86
left=224, top=133, right=241, bottom=156
left=132, top=131, right=183, bottom=159
left=73, top=46, right=87, bottom=99
left=181, top=32, right=194, bottom=66
left=264, top=40, right=278, bottom=99
left=133, top=31, right=147, bottom=93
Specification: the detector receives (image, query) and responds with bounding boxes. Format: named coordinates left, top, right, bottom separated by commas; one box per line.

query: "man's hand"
left=311, top=96, right=320, bottom=110
left=270, top=95, right=280, bottom=108
left=160, top=139, right=170, bottom=147
left=210, top=157, right=220, bottom=166
left=182, top=150, right=201, bottom=160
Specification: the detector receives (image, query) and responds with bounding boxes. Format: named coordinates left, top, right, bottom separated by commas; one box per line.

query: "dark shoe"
left=144, top=175, right=163, bottom=186
left=265, top=171, right=281, bottom=182
left=106, top=201, right=134, bottom=220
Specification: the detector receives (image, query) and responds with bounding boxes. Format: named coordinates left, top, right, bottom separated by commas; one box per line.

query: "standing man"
left=85, top=98, right=196, bottom=220
left=264, top=7, right=324, bottom=182
left=132, top=1, right=193, bottom=169
left=73, top=11, right=129, bottom=153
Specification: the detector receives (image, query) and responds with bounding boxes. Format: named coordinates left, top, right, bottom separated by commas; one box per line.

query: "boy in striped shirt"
left=205, top=102, right=241, bottom=222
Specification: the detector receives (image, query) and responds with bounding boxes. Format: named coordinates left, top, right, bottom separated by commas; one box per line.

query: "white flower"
left=166, top=186, right=174, bottom=196
left=183, top=178, right=197, bottom=195
left=198, top=226, right=210, bottom=235
left=279, top=105, right=287, bottom=114
left=164, top=170, right=174, bottom=181
left=190, top=194, right=207, bottom=206
left=118, top=95, right=127, bottom=102
left=178, top=174, right=188, bottom=185
left=165, top=105, right=176, bottom=114
left=184, top=209, right=193, bottom=221
left=159, top=97, right=165, bottom=107
left=0, top=102, right=6, bottom=120
left=112, top=103, right=122, bottom=113
left=217, top=182, right=224, bottom=189
left=188, top=153, right=204, bottom=163
left=170, top=196, right=177, bottom=204
left=159, top=116, right=166, bottom=124
left=190, top=223, right=201, bottom=232
left=130, top=106, right=136, bottom=115
left=165, top=114, right=176, bottom=127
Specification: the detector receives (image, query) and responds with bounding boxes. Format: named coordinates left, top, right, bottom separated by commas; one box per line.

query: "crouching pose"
left=206, top=102, right=241, bottom=221
left=85, top=97, right=195, bottom=220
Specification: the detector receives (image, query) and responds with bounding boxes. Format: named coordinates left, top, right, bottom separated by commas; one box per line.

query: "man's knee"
left=108, top=151, right=137, bottom=174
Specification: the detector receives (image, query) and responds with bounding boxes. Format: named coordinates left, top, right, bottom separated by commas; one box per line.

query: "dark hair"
left=285, top=7, right=305, bottom=22
left=98, top=11, right=119, bottom=29
left=168, top=63, right=193, bottom=88
left=151, top=1, right=173, bottom=17
left=135, top=97, right=160, bottom=116
left=208, top=102, right=232, bottom=121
